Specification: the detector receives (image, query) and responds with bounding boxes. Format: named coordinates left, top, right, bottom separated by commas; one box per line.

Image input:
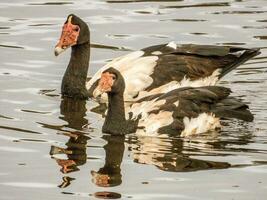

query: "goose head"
left=55, top=14, right=90, bottom=56
left=94, top=67, right=126, bottom=98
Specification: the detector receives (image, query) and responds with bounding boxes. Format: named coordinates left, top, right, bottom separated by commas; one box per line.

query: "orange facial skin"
left=98, top=72, right=116, bottom=93
left=55, top=17, right=80, bottom=50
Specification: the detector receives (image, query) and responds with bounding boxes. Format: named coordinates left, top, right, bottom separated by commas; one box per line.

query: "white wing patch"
left=137, top=68, right=221, bottom=99
left=166, top=41, right=177, bottom=49
left=181, top=113, right=221, bottom=137
left=126, top=98, right=174, bottom=136
left=173, top=101, right=179, bottom=107
left=86, top=50, right=158, bottom=101
left=128, top=99, right=166, bottom=119
left=230, top=50, right=246, bottom=57
left=151, top=51, right=162, bottom=55
left=122, top=56, right=158, bottom=100
left=86, top=51, right=144, bottom=89
left=180, top=68, right=221, bottom=87
left=136, top=111, right=174, bottom=136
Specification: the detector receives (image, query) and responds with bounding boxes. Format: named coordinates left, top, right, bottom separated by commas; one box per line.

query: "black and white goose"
left=95, top=67, right=253, bottom=137
left=54, top=14, right=260, bottom=101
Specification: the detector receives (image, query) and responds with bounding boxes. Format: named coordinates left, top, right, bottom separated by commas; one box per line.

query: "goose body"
left=128, top=86, right=253, bottom=137
left=89, top=43, right=260, bottom=102
left=96, top=67, right=253, bottom=137
left=55, top=14, right=260, bottom=100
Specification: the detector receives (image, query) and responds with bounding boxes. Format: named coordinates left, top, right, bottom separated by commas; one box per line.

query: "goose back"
left=87, top=42, right=260, bottom=102
left=127, top=86, right=253, bottom=137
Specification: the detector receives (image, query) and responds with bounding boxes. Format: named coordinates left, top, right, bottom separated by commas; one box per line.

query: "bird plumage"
left=97, top=68, right=253, bottom=137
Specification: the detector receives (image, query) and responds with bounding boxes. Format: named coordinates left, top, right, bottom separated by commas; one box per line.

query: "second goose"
left=95, top=67, right=253, bottom=137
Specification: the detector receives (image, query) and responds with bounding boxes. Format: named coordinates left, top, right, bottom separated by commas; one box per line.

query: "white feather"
left=136, top=111, right=174, bottom=136
left=87, top=50, right=158, bottom=101
left=152, top=51, right=162, bottom=55
left=128, top=99, right=166, bottom=120
left=174, top=101, right=179, bottom=107
left=166, top=41, right=177, bottom=49
left=136, top=69, right=221, bottom=99
left=181, top=113, right=221, bottom=137
left=122, top=56, right=158, bottom=100
left=86, top=50, right=145, bottom=89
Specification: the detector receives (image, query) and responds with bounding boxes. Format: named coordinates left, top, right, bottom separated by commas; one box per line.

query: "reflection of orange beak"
left=91, top=170, right=111, bottom=187
left=56, top=159, right=76, bottom=174
left=55, top=16, right=80, bottom=56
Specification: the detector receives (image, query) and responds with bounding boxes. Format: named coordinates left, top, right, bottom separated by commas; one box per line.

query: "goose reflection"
left=127, top=135, right=231, bottom=172
left=91, top=135, right=125, bottom=187
left=49, top=97, right=90, bottom=188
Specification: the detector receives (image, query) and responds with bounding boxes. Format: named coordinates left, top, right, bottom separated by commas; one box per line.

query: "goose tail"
left=212, top=97, right=254, bottom=122
left=219, top=48, right=261, bottom=78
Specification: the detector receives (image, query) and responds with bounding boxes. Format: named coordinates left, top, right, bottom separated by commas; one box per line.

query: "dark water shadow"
left=20, top=109, right=51, bottom=114
left=0, top=125, right=43, bottom=135
left=161, top=18, right=207, bottom=22
left=29, top=23, right=55, bottom=27
left=257, top=19, right=267, bottom=23
left=216, top=42, right=246, bottom=46
left=164, top=2, right=230, bottom=9
left=107, top=0, right=183, bottom=3
left=254, top=36, right=267, bottom=40
left=91, top=43, right=131, bottom=52
left=0, top=44, right=24, bottom=49
left=190, top=32, right=208, bottom=35
left=243, top=25, right=267, bottom=30
left=0, top=27, right=10, bottom=29
left=212, top=11, right=267, bottom=15
left=28, top=2, right=73, bottom=6
left=39, top=89, right=60, bottom=97
left=0, top=114, right=14, bottom=120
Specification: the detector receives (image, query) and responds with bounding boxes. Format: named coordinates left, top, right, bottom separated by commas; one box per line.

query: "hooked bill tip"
left=54, top=46, right=65, bottom=56
left=54, top=50, right=59, bottom=56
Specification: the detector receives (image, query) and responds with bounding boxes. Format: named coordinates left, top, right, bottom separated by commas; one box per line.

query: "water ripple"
left=0, top=182, right=56, bottom=188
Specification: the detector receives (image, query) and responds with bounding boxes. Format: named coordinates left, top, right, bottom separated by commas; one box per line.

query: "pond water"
left=0, top=0, right=267, bottom=199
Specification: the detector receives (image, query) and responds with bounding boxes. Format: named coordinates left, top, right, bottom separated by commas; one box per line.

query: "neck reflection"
left=91, top=135, right=125, bottom=187
left=49, top=97, right=90, bottom=188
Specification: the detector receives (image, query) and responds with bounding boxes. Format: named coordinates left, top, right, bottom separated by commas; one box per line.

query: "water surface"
left=0, top=0, right=267, bottom=199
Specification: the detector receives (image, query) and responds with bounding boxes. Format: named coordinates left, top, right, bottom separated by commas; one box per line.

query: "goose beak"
left=54, top=46, right=66, bottom=56
left=92, top=86, right=105, bottom=99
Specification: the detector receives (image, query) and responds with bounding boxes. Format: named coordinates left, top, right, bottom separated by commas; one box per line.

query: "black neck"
left=102, top=92, right=139, bottom=135
left=102, top=93, right=127, bottom=135
left=61, top=42, right=90, bottom=99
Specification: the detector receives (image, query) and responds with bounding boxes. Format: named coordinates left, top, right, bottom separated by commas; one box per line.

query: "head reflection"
left=91, top=135, right=125, bottom=187
left=49, top=97, right=90, bottom=188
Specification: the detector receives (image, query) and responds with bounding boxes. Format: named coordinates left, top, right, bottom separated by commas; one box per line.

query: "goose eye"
left=74, top=27, right=79, bottom=32
left=111, top=75, right=116, bottom=80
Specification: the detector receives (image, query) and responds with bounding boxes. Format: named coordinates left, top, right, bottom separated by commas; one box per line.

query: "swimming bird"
left=95, top=67, right=253, bottom=137
left=55, top=14, right=260, bottom=101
